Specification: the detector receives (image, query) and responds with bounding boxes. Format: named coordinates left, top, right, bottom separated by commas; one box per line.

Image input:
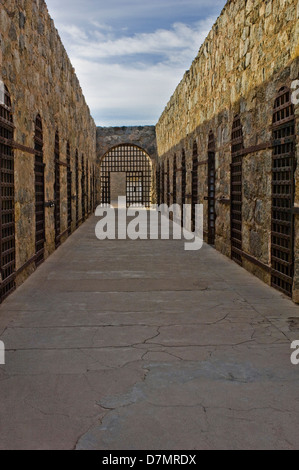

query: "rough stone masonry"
left=155, top=0, right=299, bottom=303
left=0, top=0, right=97, bottom=297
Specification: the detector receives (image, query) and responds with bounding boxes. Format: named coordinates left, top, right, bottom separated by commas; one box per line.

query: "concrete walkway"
left=0, top=214, right=299, bottom=450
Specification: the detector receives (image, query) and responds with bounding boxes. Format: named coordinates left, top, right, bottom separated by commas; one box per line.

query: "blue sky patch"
left=46, top=0, right=227, bottom=126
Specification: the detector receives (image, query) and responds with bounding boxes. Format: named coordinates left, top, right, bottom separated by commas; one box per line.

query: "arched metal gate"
left=192, top=142, right=198, bottom=232
left=173, top=154, right=177, bottom=205
left=54, top=131, right=61, bottom=248
left=67, top=142, right=72, bottom=235
left=34, top=115, right=45, bottom=266
left=156, top=166, right=161, bottom=206
left=75, top=150, right=79, bottom=227
left=208, top=132, right=216, bottom=245
left=81, top=155, right=86, bottom=220
left=167, top=159, right=170, bottom=207
left=271, top=87, right=295, bottom=297
left=160, top=162, right=164, bottom=205
left=181, top=149, right=186, bottom=227
left=0, top=85, right=15, bottom=302
left=231, top=115, right=244, bottom=266
left=100, top=145, right=152, bottom=207
left=181, top=149, right=186, bottom=207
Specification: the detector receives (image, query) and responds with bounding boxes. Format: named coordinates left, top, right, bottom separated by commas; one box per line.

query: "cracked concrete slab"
left=0, top=215, right=299, bottom=450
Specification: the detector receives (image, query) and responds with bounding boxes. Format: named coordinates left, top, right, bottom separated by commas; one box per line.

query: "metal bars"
left=156, top=166, right=161, bottom=206
left=208, top=132, right=216, bottom=245
left=100, top=145, right=152, bottom=208
left=181, top=150, right=186, bottom=207
left=167, top=159, right=170, bottom=207
left=191, top=142, right=198, bottom=232
left=75, top=150, right=79, bottom=227
left=86, top=159, right=89, bottom=215
left=67, top=142, right=72, bottom=234
left=0, top=86, right=15, bottom=302
left=34, top=115, right=45, bottom=266
left=160, top=162, right=165, bottom=205
left=54, top=131, right=61, bottom=248
left=173, top=154, right=177, bottom=205
left=231, top=116, right=243, bottom=265
left=92, top=165, right=96, bottom=212
left=271, top=87, right=295, bottom=297
left=81, top=155, right=86, bottom=220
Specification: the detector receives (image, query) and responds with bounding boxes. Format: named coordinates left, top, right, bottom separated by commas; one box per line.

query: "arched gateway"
left=100, top=144, right=152, bottom=207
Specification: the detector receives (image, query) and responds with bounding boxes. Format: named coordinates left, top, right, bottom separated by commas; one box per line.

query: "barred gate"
left=34, top=115, right=45, bottom=266
left=181, top=149, right=186, bottom=206
left=271, top=87, right=296, bottom=297
left=191, top=142, right=198, bottom=232
left=173, top=154, right=177, bottom=205
left=156, top=165, right=161, bottom=206
left=0, top=85, right=15, bottom=301
left=92, top=165, right=96, bottom=211
left=208, top=132, right=216, bottom=245
left=67, top=142, right=72, bottom=234
left=181, top=150, right=186, bottom=227
left=100, top=145, right=152, bottom=208
left=160, top=162, right=165, bottom=205
left=75, top=150, right=79, bottom=227
left=167, top=159, right=170, bottom=207
left=231, top=116, right=244, bottom=265
left=86, top=159, right=89, bottom=215
left=81, top=155, right=86, bottom=220
left=54, top=131, right=61, bottom=248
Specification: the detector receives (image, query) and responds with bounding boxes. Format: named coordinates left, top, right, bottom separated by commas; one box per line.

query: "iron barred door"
left=160, top=162, right=164, bottom=205
left=92, top=165, right=96, bottom=211
left=167, top=159, right=170, bottom=207
left=127, top=171, right=143, bottom=206
left=181, top=150, right=186, bottom=207
left=231, top=116, right=244, bottom=265
left=81, top=155, right=86, bottom=220
left=208, top=132, right=216, bottom=245
left=86, top=159, right=89, bottom=215
left=271, top=87, right=296, bottom=297
left=67, top=142, right=72, bottom=234
left=54, top=131, right=61, bottom=248
left=156, top=165, right=161, bottom=206
left=34, top=115, right=45, bottom=266
left=0, top=86, right=16, bottom=301
left=181, top=150, right=186, bottom=226
left=75, top=150, right=79, bottom=226
left=191, top=142, right=198, bottom=232
left=89, top=166, right=92, bottom=213
left=100, top=145, right=152, bottom=208
left=173, top=155, right=177, bottom=205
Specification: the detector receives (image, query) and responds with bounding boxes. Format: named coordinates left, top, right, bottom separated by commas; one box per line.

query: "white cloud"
left=61, top=19, right=214, bottom=62
left=72, top=58, right=182, bottom=125
left=59, top=18, right=215, bottom=125
left=89, top=21, right=113, bottom=31
left=60, top=25, right=88, bottom=42
left=45, top=0, right=227, bottom=126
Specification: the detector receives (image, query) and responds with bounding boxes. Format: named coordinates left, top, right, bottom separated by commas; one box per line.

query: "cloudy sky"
left=46, top=0, right=226, bottom=127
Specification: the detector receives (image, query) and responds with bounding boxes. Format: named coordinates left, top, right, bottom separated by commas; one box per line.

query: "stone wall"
left=0, top=0, right=97, bottom=292
left=156, top=0, right=299, bottom=302
left=96, top=126, right=157, bottom=161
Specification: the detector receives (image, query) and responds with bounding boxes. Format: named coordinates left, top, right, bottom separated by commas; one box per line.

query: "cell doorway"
left=100, top=145, right=152, bottom=208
